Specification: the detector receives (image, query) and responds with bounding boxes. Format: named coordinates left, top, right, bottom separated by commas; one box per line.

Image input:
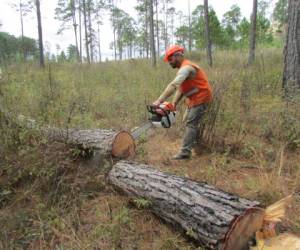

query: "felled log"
left=109, top=161, right=265, bottom=250
left=46, top=128, right=135, bottom=159
left=15, top=112, right=135, bottom=159
left=16, top=114, right=136, bottom=159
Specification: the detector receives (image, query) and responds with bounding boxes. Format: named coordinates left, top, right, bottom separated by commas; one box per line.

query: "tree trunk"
left=83, top=0, right=90, bottom=64
left=112, top=0, right=117, bottom=61
left=87, top=0, right=93, bottom=63
left=155, top=0, right=160, bottom=57
left=163, top=0, right=168, bottom=51
left=283, top=0, right=300, bottom=92
left=248, top=0, right=258, bottom=65
left=145, top=2, right=149, bottom=59
left=204, top=0, right=213, bottom=67
left=71, top=0, right=80, bottom=63
left=109, top=161, right=265, bottom=249
left=117, top=25, right=122, bottom=60
left=188, top=0, right=192, bottom=52
left=46, top=129, right=135, bottom=159
left=149, top=0, right=156, bottom=67
left=3, top=109, right=136, bottom=160
left=97, top=22, right=102, bottom=62
left=79, top=0, right=83, bottom=63
left=19, top=0, right=26, bottom=61
left=36, top=0, right=45, bottom=67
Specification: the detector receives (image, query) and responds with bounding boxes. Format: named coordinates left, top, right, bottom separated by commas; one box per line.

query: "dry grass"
left=0, top=48, right=299, bottom=249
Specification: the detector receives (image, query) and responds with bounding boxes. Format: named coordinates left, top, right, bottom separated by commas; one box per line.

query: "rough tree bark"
left=109, top=161, right=265, bottom=250
left=0, top=103, right=135, bottom=160
left=46, top=128, right=135, bottom=159
left=283, top=0, right=300, bottom=91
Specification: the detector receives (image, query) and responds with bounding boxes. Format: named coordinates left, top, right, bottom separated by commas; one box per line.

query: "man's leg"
left=173, top=104, right=207, bottom=160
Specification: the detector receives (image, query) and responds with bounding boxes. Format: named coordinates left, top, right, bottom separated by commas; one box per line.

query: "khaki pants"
left=180, top=103, right=208, bottom=155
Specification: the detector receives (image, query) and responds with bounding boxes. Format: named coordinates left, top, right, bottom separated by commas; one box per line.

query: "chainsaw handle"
left=147, top=102, right=175, bottom=111
left=146, top=104, right=158, bottom=114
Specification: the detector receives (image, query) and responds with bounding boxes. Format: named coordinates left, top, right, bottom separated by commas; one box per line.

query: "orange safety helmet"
left=163, top=45, right=184, bottom=62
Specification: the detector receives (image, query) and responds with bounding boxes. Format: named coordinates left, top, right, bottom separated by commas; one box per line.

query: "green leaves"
left=0, top=32, right=37, bottom=65
left=133, top=198, right=152, bottom=209
left=273, top=0, right=288, bottom=29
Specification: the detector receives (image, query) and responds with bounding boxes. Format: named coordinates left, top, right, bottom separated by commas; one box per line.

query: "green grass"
left=2, top=48, right=296, bottom=149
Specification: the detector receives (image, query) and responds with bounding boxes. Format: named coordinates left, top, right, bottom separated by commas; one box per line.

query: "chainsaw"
left=131, top=102, right=176, bottom=139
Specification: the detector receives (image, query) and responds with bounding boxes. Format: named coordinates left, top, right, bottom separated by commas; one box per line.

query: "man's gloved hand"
left=151, top=101, right=176, bottom=112
left=152, top=100, right=162, bottom=107
left=164, top=102, right=176, bottom=111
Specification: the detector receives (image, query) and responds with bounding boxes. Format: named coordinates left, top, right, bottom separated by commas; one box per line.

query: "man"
left=153, top=45, right=212, bottom=160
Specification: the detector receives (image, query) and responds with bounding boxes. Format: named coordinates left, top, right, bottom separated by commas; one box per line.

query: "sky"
left=0, top=0, right=271, bottom=59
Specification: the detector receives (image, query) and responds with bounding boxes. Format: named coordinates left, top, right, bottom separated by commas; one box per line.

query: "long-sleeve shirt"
left=158, top=65, right=197, bottom=102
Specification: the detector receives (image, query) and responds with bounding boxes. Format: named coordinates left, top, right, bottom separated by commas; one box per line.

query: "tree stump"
left=46, top=128, right=135, bottom=159
left=109, top=161, right=265, bottom=249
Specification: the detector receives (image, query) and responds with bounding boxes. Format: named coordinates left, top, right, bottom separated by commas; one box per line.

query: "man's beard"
left=169, top=62, right=177, bottom=68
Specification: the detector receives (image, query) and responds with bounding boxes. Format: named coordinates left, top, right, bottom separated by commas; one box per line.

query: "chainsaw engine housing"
left=147, top=102, right=176, bottom=128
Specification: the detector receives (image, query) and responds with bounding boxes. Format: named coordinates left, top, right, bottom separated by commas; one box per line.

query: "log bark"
left=1, top=111, right=135, bottom=159
left=283, top=0, right=300, bottom=91
left=46, top=128, right=135, bottom=159
left=109, top=161, right=265, bottom=249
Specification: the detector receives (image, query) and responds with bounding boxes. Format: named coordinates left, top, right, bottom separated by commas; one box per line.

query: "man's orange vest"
left=179, top=59, right=212, bottom=108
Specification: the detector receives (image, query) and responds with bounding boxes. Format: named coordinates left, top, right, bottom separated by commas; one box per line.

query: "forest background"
left=0, top=0, right=299, bottom=249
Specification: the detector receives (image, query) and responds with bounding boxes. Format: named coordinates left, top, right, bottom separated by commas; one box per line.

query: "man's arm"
left=172, top=89, right=184, bottom=108
left=154, top=65, right=195, bottom=104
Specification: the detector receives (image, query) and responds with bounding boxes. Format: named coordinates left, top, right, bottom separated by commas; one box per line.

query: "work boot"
left=171, top=152, right=191, bottom=160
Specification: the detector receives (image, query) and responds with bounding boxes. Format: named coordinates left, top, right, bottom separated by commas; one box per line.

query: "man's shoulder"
left=179, top=64, right=196, bottom=74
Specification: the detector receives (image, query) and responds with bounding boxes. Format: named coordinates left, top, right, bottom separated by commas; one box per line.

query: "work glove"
left=164, top=102, right=176, bottom=111
left=152, top=100, right=162, bottom=107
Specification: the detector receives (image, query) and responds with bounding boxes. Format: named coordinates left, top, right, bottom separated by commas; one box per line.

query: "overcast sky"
left=0, top=0, right=274, bottom=59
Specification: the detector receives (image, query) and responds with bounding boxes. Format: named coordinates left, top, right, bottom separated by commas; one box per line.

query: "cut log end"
left=223, top=207, right=265, bottom=250
left=111, top=131, right=135, bottom=159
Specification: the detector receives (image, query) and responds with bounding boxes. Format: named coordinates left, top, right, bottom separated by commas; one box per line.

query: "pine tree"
left=204, top=0, right=212, bottom=67
left=283, top=0, right=300, bottom=92
left=35, top=0, right=44, bottom=67
left=248, top=0, right=258, bottom=65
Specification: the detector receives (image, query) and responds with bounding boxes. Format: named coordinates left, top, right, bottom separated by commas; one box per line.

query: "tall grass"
left=0, top=48, right=299, bottom=249
left=1, top=48, right=299, bottom=150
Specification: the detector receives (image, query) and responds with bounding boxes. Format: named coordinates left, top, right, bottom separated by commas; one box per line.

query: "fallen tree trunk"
left=1, top=111, right=135, bottom=159
left=46, top=128, right=135, bottom=159
left=109, top=161, right=265, bottom=250
left=16, top=114, right=136, bottom=159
